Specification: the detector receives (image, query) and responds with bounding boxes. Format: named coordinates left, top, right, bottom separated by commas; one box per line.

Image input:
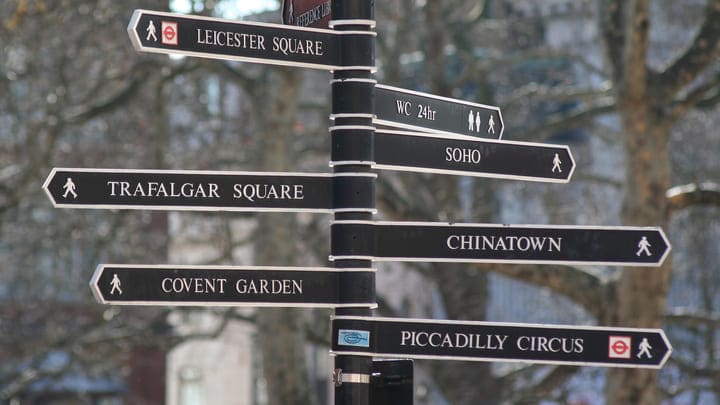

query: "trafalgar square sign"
left=43, top=168, right=375, bottom=213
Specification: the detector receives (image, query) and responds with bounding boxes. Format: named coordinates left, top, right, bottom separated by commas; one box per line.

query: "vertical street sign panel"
left=91, top=264, right=376, bottom=308
left=331, top=221, right=671, bottom=266
left=373, top=130, right=575, bottom=183
left=282, top=0, right=332, bottom=28
left=128, top=9, right=374, bottom=71
left=43, top=168, right=375, bottom=213
left=374, top=84, right=504, bottom=139
left=331, top=316, right=672, bottom=369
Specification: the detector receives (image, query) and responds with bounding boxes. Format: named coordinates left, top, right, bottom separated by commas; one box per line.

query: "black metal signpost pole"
left=330, top=1, right=376, bottom=404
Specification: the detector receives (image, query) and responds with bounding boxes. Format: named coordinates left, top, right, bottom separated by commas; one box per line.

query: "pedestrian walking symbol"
left=62, top=177, right=77, bottom=199
left=552, top=153, right=562, bottom=173
left=637, top=338, right=652, bottom=359
left=146, top=20, right=157, bottom=42
left=636, top=236, right=652, bottom=256
left=110, top=274, right=122, bottom=295
left=488, top=115, right=495, bottom=134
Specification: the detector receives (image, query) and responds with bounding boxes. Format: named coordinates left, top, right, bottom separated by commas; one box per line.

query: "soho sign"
left=445, top=147, right=481, bottom=164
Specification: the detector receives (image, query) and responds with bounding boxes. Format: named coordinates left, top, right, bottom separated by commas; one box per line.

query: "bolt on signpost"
left=41, top=1, right=675, bottom=404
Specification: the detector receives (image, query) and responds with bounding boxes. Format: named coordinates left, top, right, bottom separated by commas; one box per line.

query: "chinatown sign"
left=330, top=220, right=671, bottom=267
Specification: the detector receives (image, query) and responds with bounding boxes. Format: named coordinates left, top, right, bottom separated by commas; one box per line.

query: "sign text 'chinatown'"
left=331, top=221, right=671, bottom=266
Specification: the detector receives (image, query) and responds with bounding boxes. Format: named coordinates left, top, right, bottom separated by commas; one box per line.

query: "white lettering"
left=233, top=184, right=305, bottom=202
left=197, top=29, right=266, bottom=49
left=446, top=234, right=563, bottom=253
left=235, top=278, right=303, bottom=295
left=272, top=37, right=323, bottom=56
left=517, top=336, right=584, bottom=354
left=160, top=277, right=226, bottom=294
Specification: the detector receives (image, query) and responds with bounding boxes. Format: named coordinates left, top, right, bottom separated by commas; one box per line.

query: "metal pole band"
left=329, top=19, right=377, bottom=29
left=333, top=369, right=371, bottom=386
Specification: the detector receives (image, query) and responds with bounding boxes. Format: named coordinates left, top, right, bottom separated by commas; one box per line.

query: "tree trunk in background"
left=605, top=106, right=672, bottom=405
left=253, top=67, right=315, bottom=405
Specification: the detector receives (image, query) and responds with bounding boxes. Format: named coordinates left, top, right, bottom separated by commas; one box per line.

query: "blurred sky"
left=171, top=0, right=279, bottom=18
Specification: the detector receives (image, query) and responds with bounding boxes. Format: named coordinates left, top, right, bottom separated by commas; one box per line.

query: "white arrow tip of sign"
left=41, top=168, right=60, bottom=207
left=657, top=329, right=673, bottom=368
left=657, top=228, right=672, bottom=266
left=127, top=10, right=144, bottom=52
left=564, top=145, right=576, bottom=183
left=89, top=264, right=106, bottom=304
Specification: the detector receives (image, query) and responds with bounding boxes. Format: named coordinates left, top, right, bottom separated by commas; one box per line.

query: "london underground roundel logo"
left=161, top=21, right=178, bottom=45
left=608, top=336, right=632, bottom=359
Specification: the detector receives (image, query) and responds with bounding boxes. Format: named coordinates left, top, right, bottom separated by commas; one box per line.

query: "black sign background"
left=332, top=316, right=671, bottom=368
left=93, top=265, right=376, bottom=307
left=129, top=9, right=373, bottom=70
left=374, top=84, right=504, bottom=139
left=44, top=168, right=374, bottom=212
left=331, top=221, right=671, bottom=266
left=374, top=130, right=574, bottom=182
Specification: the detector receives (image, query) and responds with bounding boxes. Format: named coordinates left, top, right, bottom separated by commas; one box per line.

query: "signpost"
left=91, top=264, right=376, bottom=308
left=39, top=4, right=678, bottom=404
left=331, top=220, right=671, bottom=267
left=373, top=129, right=575, bottom=182
left=127, top=9, right=374, bottom=71
left=374, top=84, right=504, bottom=139
left=43, top=168, right=375, bottom=213
left=331, top=316, right=672, bottom=369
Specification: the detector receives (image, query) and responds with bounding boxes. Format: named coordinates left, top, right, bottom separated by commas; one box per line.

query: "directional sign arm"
left=128, top=9, right=375, bottom=71
left=373, top=130, right=575, bottom=182
left=91, top=264, right=377, bottom=308
left=43, top=168, right=375, bottom=213
left=332, top=316, right=672, bottom=369
left=331, top=221, right=671, bottom=266
left=374, top=84, right=504, bottom=139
